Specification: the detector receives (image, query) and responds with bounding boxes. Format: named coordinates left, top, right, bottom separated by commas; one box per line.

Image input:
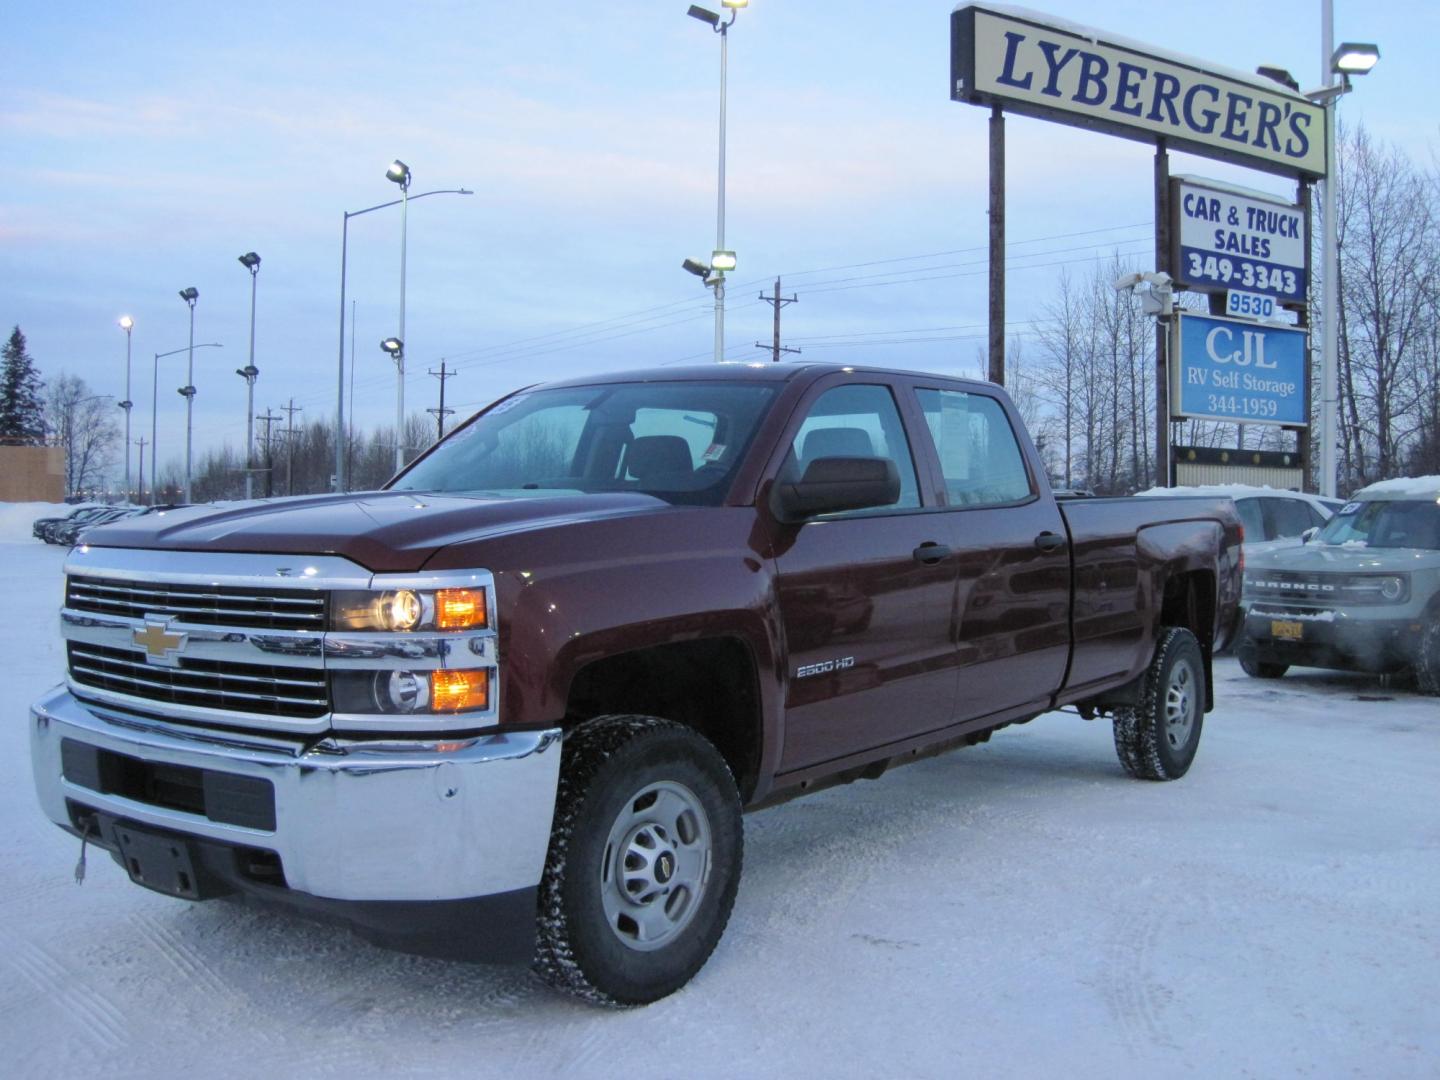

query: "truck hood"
left=80, top=490, right=674, bottom=573
left=1248, top=543, right=1440, bottom=574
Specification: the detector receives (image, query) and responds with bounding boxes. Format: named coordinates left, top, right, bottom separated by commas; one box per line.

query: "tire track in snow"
left=8, top=940, right=129, bottom=1054
left=1098, top=906, right=1178, bottom=1059
left=133, top=910, right=237, bottom=1004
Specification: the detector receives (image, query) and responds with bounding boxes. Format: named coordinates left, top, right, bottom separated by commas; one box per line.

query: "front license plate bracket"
left=108, top=820, right=203, bottom=899
left=1271, top=619, right=1304, bottom=641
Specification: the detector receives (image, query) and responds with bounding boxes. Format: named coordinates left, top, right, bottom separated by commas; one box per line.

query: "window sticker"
left=1338, top=502, right=1362, bottom=516
left=702, top=442, right=727, bottom=463
left=486, top=394, right=530, bottom=417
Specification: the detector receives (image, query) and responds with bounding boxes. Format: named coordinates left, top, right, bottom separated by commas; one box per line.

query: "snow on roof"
left=1136, top=483, right=1307, bottom=499
left=953, top=3, right=1313, bottom=99
left=1353, top=476, right=1440, bottom=501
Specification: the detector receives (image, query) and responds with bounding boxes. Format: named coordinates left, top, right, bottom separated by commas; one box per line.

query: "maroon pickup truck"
left=33, top=363, right=1241, bottom=1005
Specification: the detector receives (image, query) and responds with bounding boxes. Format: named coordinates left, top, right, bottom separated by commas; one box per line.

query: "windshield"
left=392, top=381, right=777, bottom=506
left=1316, top=499, right=1440, bottom=550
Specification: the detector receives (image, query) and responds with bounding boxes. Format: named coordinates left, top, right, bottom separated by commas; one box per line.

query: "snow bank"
left=0, top=501, right=71, bottom=544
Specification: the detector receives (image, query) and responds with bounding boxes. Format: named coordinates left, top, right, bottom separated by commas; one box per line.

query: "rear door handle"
left=1034, top=531, right=1066, bottom=553
left=913, top=542, right=952, bottom=565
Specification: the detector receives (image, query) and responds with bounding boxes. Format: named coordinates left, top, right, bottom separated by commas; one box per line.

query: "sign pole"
left=988, top=104, right=1005, bottom=386
left=1154, top=139, right=1171, bottom=488
left=1297, top=179, right=1314, bottom=492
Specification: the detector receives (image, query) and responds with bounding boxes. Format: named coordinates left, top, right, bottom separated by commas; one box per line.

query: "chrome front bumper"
left=31, top=686, right=561, bottom=903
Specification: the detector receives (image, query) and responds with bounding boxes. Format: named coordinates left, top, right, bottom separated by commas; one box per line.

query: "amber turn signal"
left=436, top=588, right=487, bottom=630
left=430, top=669, right=490, bottom=712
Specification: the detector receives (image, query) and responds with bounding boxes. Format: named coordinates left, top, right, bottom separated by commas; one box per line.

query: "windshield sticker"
left=702, top=442, right=727, bottom=463
left=1338, top=502, right=1362, bottom=515
left=486, top=394, right=530, bottom=417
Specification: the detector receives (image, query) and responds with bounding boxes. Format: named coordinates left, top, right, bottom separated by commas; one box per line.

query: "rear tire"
left=1114, top=627, right=1206, bottom=781
left=534, top=715, right=743, bottom=1006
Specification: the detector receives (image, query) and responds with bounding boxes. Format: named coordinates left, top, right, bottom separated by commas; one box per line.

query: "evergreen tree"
left=0, top=326, right=46, bottom=444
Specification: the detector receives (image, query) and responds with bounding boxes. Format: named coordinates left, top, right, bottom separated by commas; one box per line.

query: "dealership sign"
left=1172, top=313, right=1308, bottom=426
left=1172, top=178, right=1306, bottom=304
left=950, top=6, right=1327, bottom=179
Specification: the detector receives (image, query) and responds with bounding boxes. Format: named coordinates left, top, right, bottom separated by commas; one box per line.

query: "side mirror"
left=773, top=456, right=900, bottom=522
left=1301, top=526, right=1319, bottom=544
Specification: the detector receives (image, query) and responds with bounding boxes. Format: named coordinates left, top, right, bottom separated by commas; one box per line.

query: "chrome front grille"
left=68, top=642, right=329, bottom=719
left=66, top=574, right=326, bottom=631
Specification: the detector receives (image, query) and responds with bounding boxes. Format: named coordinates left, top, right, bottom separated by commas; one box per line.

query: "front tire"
left=534, top=715, right=743, bottom=1006
left=1237, top=639, right=1289, bottom=679
left=1114, top=627, right=1206, bottom=781
left=1416, top=620, right=1440, bottom=697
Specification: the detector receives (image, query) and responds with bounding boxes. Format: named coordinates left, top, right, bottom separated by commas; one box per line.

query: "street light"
left=176, top=287, right=200, bottom=502
left=334, top=180, right=471, bottom=491
left=386, top=159, right=412, bottom=473
left=687, top=0, right=747, bottom=363
left=117, top=315, right=134, bottom=502
left=1314, top=6, right=1379, bottom=497
left=151, top=342, right=222, bottom=504
left=380, top=337, right=405, bottom=468
left=237, top=252, right=261, bottom=499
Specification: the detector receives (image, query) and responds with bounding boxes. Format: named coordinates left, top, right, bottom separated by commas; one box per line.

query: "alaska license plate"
left=1270, top=619, right=1304, bottom=641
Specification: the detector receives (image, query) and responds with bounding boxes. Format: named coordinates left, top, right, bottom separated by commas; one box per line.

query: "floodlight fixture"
left=682, top=257, right=712, bottom=279
left=721, top=0, right=749, bottom=7
left=238, top=251, right=261, bottom=270
left=386, top=159, right=412, bottom=188
left=710, top=249, right=737, bottom=272
left=381, top=337, right=404, bottom=355
left=1255, top=65, right=1299, bottom=92
left=687, top=5, right=720, bottom=26
left=178, top=286, right=198, bottom=304
left=1332, top=42, right=1379, bottom=75
left=118, top=315, right=134, bottom=331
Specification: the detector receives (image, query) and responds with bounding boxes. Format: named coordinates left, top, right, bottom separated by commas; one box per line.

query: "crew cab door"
left=909, top=384, right=1071, bottom=724
left=769, top=379, right=959, bottom=772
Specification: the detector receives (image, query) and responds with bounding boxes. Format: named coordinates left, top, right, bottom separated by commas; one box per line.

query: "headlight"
left=331, top=587, right=488, bottom=631
left=1339, top=574, right=1409, bottom=604
left=331, top=668, right=491, bottom=714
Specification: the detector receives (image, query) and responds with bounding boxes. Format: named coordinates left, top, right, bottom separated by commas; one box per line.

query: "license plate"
left=1271, top=619, right=1304, bottom=641
left=108, top=820, right=203, bottom=899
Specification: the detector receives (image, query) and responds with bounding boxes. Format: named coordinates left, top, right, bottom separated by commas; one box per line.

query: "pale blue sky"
left=3, top=1, right=1435, bottom=476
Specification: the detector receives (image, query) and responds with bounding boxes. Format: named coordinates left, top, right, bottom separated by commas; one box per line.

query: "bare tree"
left=45, top=374, right=120, bottom=497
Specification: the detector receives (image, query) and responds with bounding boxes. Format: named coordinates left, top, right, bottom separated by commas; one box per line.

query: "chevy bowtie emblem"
left=133, top=618, right=188, bottom=667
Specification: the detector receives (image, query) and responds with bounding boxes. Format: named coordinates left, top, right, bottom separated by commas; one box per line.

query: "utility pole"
left=280, top=398, right=303, bottom=496
left=257, top=408, right=281, bottom=498
left=427, top=360, right=456, bottom=440
left=756, top=278, right=800, bottom=362
left=134, top=437, right=147, bottom=506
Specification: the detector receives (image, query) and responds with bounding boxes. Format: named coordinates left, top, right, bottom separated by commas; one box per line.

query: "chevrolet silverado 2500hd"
left=33, top=363, right=1242, bottom=1004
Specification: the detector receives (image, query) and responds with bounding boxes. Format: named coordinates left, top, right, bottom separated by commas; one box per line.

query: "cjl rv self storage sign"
left=1173, top=178, right=1306, bottom=304
left=1173, top=312, right=1308, bottom=426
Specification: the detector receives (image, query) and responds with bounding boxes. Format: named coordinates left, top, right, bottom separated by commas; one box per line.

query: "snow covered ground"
left=1, top=519, right=1437, bottom=1079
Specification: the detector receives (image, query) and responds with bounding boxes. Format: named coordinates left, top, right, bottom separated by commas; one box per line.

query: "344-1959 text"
left=1206, top=394, right=1279, bottom=418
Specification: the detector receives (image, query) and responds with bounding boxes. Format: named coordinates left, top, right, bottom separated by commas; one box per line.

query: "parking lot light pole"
left=335, top=181, right=471, bottom=491
left=117, top=316, right=134, bottom=501
left=177, top=288, right=200, bottom=503
left=237, top=253, right=261, bottom=499
left=151, top=341, right=221, bottom=504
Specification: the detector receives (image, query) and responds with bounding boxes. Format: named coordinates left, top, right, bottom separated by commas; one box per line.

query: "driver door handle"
left=1034, top=531, right=1066, bottom=553
left=913, top=541, right=952, bottom=565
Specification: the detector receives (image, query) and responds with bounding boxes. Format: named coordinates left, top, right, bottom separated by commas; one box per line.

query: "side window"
left=1270, top=498, right=1317, bottom=539
left=786, top=384, right=921, bottom=513
left=915, top=388, right=1032, bottom=507
left=1234, top=498, right=1266, bottom=541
